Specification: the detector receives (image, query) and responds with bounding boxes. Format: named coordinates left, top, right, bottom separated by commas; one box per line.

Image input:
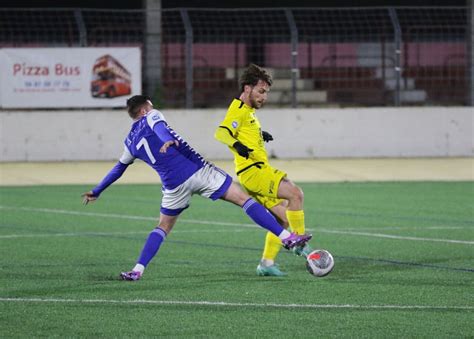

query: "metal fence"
left=0, top=6, right=471, bottom=108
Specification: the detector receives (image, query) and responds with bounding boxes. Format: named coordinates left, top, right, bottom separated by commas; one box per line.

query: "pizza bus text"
left=13, top=63, right=81, bottom=76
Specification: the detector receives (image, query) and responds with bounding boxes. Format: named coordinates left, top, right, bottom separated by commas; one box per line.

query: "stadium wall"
left=0, top=107, right=472, bottom=161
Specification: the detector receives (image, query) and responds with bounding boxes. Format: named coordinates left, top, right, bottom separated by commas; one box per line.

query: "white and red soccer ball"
left=306, top=249, right=335, bottom=277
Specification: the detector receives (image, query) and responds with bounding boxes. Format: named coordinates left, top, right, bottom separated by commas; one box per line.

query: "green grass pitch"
left=1, top=182, right=473, bottom=337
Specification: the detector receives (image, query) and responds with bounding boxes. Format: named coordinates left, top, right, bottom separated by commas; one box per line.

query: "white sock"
left=277, top=229, right=291, bottom=240
left=260, top=259, right=275, bottom=267
left=133, top=264, right=145, bottom=274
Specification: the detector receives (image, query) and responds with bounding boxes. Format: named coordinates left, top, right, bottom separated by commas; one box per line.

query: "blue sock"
left=137, top=227, right=167, bottom=267
left=242, top=198, right=284, bottom=236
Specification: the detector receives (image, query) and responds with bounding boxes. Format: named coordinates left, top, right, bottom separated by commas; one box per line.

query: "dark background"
left=0, top=0, right=467, bottom=8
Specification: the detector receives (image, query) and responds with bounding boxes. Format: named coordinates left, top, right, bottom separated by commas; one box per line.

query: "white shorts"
left=160, top=163, right=232, bottom=216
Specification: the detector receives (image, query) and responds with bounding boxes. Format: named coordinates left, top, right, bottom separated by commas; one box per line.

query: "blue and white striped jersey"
left=120, top=109, right=207, bottom=190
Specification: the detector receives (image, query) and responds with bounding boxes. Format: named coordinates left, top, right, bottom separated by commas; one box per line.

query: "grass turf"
left=0, top=182, right=473, bottom=337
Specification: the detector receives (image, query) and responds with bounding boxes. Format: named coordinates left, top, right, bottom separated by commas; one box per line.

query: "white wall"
left=1, top=107, right=472, bottom=161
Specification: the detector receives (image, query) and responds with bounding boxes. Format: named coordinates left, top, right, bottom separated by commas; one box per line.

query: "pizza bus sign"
left=0, top=47, right=141, bottom=108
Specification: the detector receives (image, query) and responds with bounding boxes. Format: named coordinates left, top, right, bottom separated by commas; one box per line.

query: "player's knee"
left=225, top=183, right=250, bottom=206
left=157, top=215, right=177, bottom=234
left=157, top=224, right=172, bottom=234
left=237, top=190, right=251, bottom=206
left=289, top=186, right=304, bottom=205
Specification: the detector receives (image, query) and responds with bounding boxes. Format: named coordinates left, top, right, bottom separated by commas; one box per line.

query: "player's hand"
left=233, top=141, right=253, bottom=159
left=160, top=140, right=179, bottom=153
left=82, top=191, right=97, bottom=205
left=262, top=131, right=273, bottom=142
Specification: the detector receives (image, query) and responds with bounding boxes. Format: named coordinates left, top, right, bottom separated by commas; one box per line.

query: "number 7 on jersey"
left=136, top=137, right=157, bottom=164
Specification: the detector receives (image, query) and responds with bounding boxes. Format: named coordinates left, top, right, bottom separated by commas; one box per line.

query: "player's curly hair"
left=239, top=64, right=273, bottom=93
left=126, top=95, right=152, bottom=119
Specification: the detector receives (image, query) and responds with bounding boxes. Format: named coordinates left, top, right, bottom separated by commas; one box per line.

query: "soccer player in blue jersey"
left=82, top=95, right=311, bottom=281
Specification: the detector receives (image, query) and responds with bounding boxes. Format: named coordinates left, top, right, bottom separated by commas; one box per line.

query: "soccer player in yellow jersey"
left=215, top=64, right=312, bottom=276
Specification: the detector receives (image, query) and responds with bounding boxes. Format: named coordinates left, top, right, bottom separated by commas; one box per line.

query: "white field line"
left=341, top=226, right=466, bottom=231
left=1, top=205, right=472, bottom=245
left=319, top=229, right=474, bottom=245
left=0, top=297, right=472, bottom=311
left=0, top=229, right=247, bottom=239
left=0, top=205, right=249, bottom=227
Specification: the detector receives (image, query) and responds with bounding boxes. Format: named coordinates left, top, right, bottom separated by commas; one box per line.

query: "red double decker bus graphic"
left=91, top=54, right=131, bottom=98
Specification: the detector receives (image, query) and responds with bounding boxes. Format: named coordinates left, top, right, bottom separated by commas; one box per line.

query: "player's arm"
left=147, top=109, right=179, bottom=153
left=214, top=109, right=242, bottom=147
left=215, top=126, right=254, bottom=159
left=82, top=147, right=134, bottom=205
left=214, top=126, right=237, bottom=147
left=152, top=121, right=179, bottom=153
left=215, top=110, right=254, bottom=159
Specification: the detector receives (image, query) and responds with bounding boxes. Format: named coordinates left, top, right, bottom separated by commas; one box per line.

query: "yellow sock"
left=261, top=231, right=283, bottom=262
left=286, top=210, right=305, bottom=235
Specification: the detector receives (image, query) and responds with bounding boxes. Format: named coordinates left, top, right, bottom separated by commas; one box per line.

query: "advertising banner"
left=0, top=48, right=141, bottom=108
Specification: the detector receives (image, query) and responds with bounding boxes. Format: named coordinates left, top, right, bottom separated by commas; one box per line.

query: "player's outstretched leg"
left=242, top=198, right=311, bottom=246
left=120, top=226, right=168, bottom=281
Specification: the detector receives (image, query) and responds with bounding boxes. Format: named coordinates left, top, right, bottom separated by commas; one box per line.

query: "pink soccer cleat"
left=281, top=233, right=312, bottom=250
left=120, top=271, right=142, bottom=281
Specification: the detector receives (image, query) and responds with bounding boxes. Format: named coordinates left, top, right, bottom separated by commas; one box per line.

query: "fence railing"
left=0, top=6, right=471, bottom=108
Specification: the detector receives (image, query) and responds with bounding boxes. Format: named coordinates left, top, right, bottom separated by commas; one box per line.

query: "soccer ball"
left=305, top=249, right=334, bottom=277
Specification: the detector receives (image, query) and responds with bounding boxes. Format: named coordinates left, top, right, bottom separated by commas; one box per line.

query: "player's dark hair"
left=239, top=64, right=272, bottom=93
left=126, top=95, right=151, bottom=119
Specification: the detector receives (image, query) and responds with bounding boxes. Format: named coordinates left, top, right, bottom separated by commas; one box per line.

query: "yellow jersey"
left=215, top=98, right=268, bottom=174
